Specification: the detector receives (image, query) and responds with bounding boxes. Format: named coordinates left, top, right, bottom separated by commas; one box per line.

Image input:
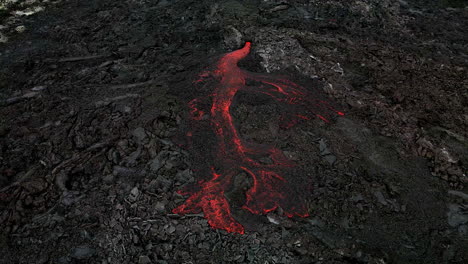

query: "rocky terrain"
left=0, top=0, right=467, bottom=263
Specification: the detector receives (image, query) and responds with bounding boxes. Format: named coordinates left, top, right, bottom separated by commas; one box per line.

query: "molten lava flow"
left=173, top=42, right=344, bottom=234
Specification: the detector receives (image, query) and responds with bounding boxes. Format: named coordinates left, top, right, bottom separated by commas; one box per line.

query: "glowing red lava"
left=173, top=42, right=344, bottom=234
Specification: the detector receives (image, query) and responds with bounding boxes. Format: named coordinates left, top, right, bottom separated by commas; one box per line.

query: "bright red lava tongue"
left=173, top=42, right=344, bottom=234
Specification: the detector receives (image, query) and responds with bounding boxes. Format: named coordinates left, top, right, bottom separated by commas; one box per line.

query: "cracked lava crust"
left=172, top=42, right=344, bottom=234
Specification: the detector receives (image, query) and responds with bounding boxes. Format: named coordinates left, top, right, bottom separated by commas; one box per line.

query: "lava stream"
left=173, top=42, right=343, bottom=234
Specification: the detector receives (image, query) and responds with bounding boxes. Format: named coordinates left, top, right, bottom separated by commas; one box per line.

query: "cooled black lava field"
left=0, top=0, right=467, bottom=263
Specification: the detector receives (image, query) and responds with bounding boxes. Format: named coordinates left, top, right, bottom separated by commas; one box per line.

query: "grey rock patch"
left=103, top=174, right=114, bottom=184
left=128, top=187, right=140, bottom=203
left=70, top=245, right=96, bottom=260
left=138, top=255, right=151, bottom=264
left=449, top=190, right=468, bottom=200
left=447, top=204, right=468, bottom=227
left=224, top=25, right=243, bottom=50
left=374, top=191, right=388, bottom=206
left=132, top=127, right=147, bottom=144
left=323, top=154, right=336, bottom=165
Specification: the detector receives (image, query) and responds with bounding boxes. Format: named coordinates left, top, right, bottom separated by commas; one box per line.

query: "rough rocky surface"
left=0, top=0, right=467, bottom=263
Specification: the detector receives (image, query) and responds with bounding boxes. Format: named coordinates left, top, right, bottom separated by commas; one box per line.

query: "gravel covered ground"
left=0, top=0, right=467, bottom=263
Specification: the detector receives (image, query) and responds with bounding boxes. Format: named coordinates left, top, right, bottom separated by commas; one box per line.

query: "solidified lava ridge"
left=172, top=42, right=344, bottom=234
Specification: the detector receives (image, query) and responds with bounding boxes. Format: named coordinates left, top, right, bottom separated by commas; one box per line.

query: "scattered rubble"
left=0, top=0, right=466, bottom=263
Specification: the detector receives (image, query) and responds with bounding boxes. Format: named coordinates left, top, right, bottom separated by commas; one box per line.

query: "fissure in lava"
left=173, top=42, right=344, bottom=234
